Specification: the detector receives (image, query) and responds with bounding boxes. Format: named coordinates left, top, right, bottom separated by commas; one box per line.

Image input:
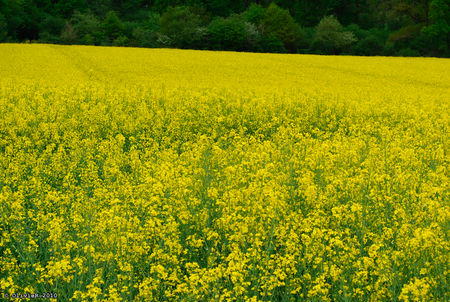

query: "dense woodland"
left=1, top=0, right=449, bottom=57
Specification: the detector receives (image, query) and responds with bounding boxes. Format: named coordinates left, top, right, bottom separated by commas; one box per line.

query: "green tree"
left=284, top=0, right=339, bottom=27
left=55, top=0, right=88, bottom=18
left=243, top=3, right=265, bottom=25
left=204, top=0, right=232, bottom=17
left=312, top=15, right=357, bottom=54
left=393, top=0, right=431, bottom=25
left=160, top=6, right=203, bottom=48
left=38, top=14, right=65, bottom=43
left=130, top=12, right=161, bottom=48
left=72, top=11, right=100, bottom=37
left=3, top=0, right=41, bottom=41
left=60, top=21, right=78, bottom=44
left=132, top=26, right=158, bottom=47
left=0, top=12, right=7, bottom=42
left=89, top=0, right=113, bottom=16
left=102, top=11, right=125, bottom=43
left=143, top=12, right=161, bottom=32
left=72, top=11, right=102, bottom=44
left=207, top=15, right=247, bottom=51
left=40, top=14, right=65, bottom=36
left=423, top=0, right=450, bottom=53
left=243, top=21, right=261, bottom=51
left=261, top=3, right=302, bottom=52
left=354, top=35, right=384, bottom=55
left=112, top=34, right=128, bottom=46
left=258, top=35, right=286, bottom=53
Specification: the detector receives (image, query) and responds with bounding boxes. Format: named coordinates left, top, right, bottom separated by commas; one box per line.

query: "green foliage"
left=258, top=35, right=286, bottom=53
left=398, top=47, right=421, bottom=56
left=312, top=15, right=357, bottom=54
left=143, top=12, right=161, bottom=32
left=88, top=0, right=112, bottom=16
left=345, top=23, right=367, bottom=40
left=60, top=22, right=78, bottom=44
left=71, top=11, right=101, bottom=44
left=82, top=33, right=95, bottom=45
left=132, top=26, right=159, bottom=47
left=388, top=24, right=423, bottom=43
left=112, top=35, right=128, bottom=46
left=55, top=0, right=88, bottom=18
left=243, top=3, right=265, bottom=25
left=261, top=3, right=302, bottom=52
left=393, top=0, right=431, bottom=25
left=423, top=0, right=450, bottom=53
left=160, top=6, right=203, bottom=48
left=102, top=11, right=125, bottom=42
left=243, top=21, right=261, bottom=51
left=354, top=35, right=384, bottom=56
left=39, top=14, right=65, bottom=37
left=3, top=0, right=40, bottom=41
left=39, top=14, right=64, bottom=43
left=207, top=15, right=247, bottom=51
left=123, top=21, right=139, bottom=38
left=204, top=0, right=232, bottom=17
left=382, top=42, right=397, bottom=56
left=0, top=12, right=7, bottom=42
left=38, top=32, right=60, bottom=44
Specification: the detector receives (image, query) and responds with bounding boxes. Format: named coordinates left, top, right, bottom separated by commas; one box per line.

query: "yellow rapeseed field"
left=0, top=44, right=449, bottom=301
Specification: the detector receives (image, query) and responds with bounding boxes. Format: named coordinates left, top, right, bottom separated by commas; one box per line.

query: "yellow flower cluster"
left=0, top=44, right=448, bottom=301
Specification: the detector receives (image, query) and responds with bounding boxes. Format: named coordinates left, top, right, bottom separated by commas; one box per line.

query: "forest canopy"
left=0, top=0, right=449, bottom=57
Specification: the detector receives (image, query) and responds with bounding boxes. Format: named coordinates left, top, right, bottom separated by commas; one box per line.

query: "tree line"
left=1, top=0, right=449, bottom=57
